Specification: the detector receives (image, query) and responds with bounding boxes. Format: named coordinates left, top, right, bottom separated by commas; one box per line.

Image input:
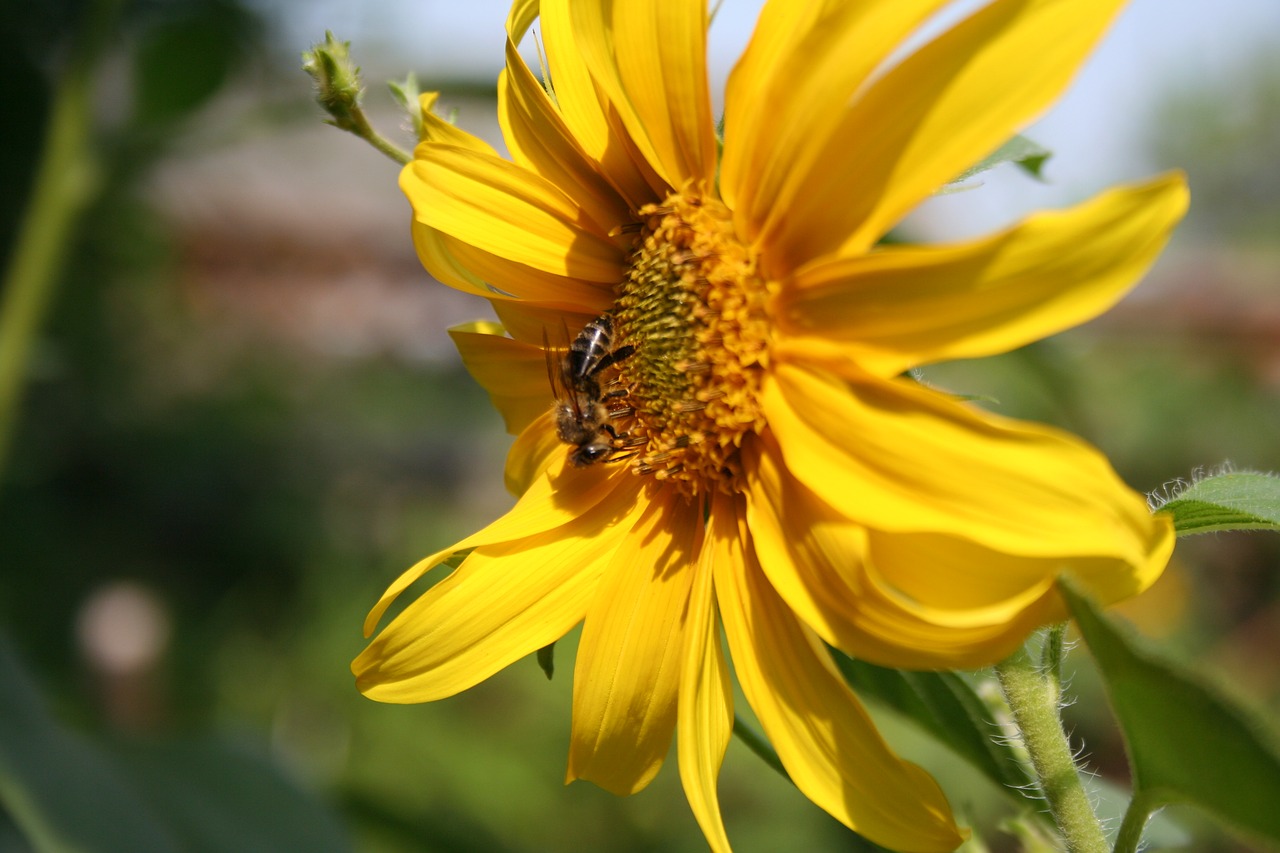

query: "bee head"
left=570, top=440, right=613, bottom=466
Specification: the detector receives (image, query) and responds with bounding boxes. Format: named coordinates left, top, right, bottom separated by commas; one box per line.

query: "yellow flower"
left=354, top=1, right=1187, bottom=850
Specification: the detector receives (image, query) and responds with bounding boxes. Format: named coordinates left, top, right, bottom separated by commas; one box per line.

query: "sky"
left=275, top=0, right=1280, bottom=237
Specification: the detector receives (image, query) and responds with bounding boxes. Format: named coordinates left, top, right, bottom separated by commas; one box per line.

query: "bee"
left=548, top=314, right=636, bottom=466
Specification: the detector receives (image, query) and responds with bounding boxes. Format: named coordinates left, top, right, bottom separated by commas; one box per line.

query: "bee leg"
left=594, top=344, right=636, bottom=374
left=601, top=423, right=643, bottom=451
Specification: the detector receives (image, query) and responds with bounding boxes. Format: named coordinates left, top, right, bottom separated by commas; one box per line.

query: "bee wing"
left=543, top=325, right=585, bottom=419
left=542, top=326, right=559, bottom=396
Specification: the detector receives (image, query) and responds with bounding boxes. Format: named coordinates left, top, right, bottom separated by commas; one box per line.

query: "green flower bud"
left=302, top=31, right=365, bottom=133
left=302, top=32, right=410, bottom=165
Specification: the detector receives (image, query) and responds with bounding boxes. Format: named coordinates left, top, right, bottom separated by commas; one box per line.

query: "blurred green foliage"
left=1151, top=48, right=1280, bottom=245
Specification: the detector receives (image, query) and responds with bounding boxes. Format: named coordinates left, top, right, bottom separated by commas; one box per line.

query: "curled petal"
left=505, top=0, right=538, bottom=36
left=764, top=363, right=1171, bottom=573
left=863, top=525, right=1170, bottom=640
left=747, top=434, right=1061, bottom=668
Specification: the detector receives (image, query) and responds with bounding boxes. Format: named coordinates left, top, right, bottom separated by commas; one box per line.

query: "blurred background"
left=0, top=0, right=1276, bottom=851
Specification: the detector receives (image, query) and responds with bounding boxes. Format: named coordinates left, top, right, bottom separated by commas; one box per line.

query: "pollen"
left=612, top=189, right=774, bottom=496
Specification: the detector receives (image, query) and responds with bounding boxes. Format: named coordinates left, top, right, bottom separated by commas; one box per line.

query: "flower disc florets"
left=611, top=190, right=774, bottom=496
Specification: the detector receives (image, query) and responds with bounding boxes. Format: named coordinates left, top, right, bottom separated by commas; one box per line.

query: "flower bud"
left=302, top=31, right=364, bottom=132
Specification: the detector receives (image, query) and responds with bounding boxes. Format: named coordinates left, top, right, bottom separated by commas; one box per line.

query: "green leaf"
left=833, top=653, right=1034, bottom=793
left=1063, top=582, right=1280, bottom=848
left=1154, top=470, right=1280, bottom=534
left=110, top=738, right=352, bottom=853
left=949, top=134, right=1052, bottom=185
left=0, top=637, right=179, bottom=851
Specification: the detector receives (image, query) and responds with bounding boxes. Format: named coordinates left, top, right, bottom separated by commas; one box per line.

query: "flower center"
left=611, top=190, right=773, bottom=496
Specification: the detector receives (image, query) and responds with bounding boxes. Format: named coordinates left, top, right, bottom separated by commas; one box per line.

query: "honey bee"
left=547, top=314, right=636, bottom=466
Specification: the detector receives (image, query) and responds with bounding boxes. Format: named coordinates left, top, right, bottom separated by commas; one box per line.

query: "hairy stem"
left=336, top=106, right=411, bottom=166
left=995, top=638, right=1108, bottom=853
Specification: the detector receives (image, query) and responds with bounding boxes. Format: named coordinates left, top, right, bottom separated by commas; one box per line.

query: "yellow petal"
left=568, top=0, right=715, bottom=189
left=492, top=299, right=600, bottom=347
left=361, top=442, right=631, bottom=635
left=416, top=91, right=499, bottom=155
left=567, top=487, right=701, bottom=795
left=766, top=0, right=1133, bottom=265
left=743, top=434, right=875, bottom=651
left=448, top=322, right=550, bottom=436
left=504, top=0, right=539, bottom=47
left=498, top=49, right=634, bottom=235
left=441, top=234, right=615, bottom=312
left=409, top=222, right=494, bottom=298
left=746, top=435, right=1069, bottom=668
left=864, top=522, right=1172, bottom=648
left=409, top=202, right=614, bottom=312
left=777, top=175, right=1189, bottom=376
left=401, top=144, right=624, bottom=282
left=764, top=363, right=1170, bottom=569
left=715, top=512, right=963, bottom=852
left=678, top=491, right=734, bottom=853
left=722, top=0, right=948, bottom=246
left=537, top=0, right=660, bottom=209
left=504, top=411, right=566, bottom=497
left=354, top=476, right=645, bottom=703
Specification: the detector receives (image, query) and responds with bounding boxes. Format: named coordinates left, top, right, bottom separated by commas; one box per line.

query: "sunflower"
left=353, top=1, right=1188, bottom=850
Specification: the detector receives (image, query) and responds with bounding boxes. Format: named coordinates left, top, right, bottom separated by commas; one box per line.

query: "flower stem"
left=303, top=33, right=412, bottom=166
left=995, top=637, right=1108, bottom=853
left=732, top=712, right=790, bottom=782
left=340, top=108, right=412, bottom=166
left=0, top=0, right=121, bottom=479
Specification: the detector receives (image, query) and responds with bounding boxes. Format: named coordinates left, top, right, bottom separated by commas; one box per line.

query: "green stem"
left=1042, top=623, right=1066, bottom=689
left=995, top=640, right=1108, bottom=853
left=1113, top=791, right=1154, bottom=853
left=0, top=0, right=122, bottom=479
left=337, top=107, right=411, bottom=165
left=732, top=712, right=790, bottom=782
